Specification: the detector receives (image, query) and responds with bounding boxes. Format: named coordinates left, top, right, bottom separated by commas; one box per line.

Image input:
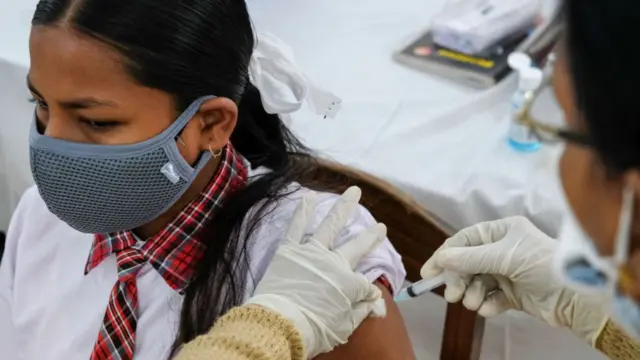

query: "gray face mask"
left=29, top=96, right=215, bottom=234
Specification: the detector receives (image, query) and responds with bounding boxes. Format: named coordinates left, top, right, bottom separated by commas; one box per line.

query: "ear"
left=196, top=97, right=238, bottom=152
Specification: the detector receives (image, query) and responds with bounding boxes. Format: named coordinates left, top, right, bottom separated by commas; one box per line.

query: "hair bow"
left=249, top=32, right=342, bottom=119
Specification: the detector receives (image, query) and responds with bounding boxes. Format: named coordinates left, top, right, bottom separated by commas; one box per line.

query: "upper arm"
left=251, top=189, right=407, bottom=294
left=0, top=188, right=32, bottom=357
left=248, top=189, right=413, bottom=359
left=311, top=194, right=413, bottom=359
left=314, top=282, right=415, bottom=360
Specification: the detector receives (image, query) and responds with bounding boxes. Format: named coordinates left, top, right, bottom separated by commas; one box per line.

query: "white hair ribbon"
left=248, top=32, right=342, bottom=119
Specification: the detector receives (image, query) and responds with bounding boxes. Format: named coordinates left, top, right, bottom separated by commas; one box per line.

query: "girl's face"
left=554, top=41, right=640, bottom=297
left=28, top=25, right=239, bottom=236
left=28, top=26, right=236, bottom=166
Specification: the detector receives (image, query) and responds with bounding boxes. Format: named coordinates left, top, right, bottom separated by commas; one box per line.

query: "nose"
left=43, top=116, right=65, bottom=140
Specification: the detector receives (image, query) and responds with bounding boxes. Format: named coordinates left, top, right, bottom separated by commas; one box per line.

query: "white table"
left=0, top=1, right=604, bottom=359
left=248, top=0, right=569, bottom=236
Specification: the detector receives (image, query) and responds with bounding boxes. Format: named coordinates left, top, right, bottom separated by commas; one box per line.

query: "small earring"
left=208, top=144, right=223, bottom=158
left=177, top=137, right=186, bottom=147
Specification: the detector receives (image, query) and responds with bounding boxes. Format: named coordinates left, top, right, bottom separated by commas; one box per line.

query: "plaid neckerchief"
left=85, top=144, right=248, bottom=360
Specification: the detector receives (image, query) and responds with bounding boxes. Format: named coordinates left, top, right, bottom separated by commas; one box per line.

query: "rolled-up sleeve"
left=243, top=188, right=407, bottom=298
left=328, top=201, right=406, bottom=295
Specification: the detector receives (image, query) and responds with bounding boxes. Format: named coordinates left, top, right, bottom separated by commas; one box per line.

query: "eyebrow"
left=26, top=76, right=118, bottom=109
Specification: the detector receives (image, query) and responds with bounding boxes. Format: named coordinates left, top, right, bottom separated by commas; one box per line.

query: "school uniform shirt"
left=0, top=168, right=406, bottom=360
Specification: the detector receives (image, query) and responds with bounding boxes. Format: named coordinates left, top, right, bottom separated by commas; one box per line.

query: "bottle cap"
left=518, top=67, right=543, bottom=91
left=508, top=52, right=532, bottom=71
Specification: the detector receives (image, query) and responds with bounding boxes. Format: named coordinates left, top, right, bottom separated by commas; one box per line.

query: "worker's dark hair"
left=31, top=0, right=315, bottom=353
left=565, top=0, right=640, bottom=172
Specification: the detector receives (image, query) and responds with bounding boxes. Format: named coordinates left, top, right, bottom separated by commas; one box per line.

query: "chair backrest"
left=300, top=160, right=452, bottom=282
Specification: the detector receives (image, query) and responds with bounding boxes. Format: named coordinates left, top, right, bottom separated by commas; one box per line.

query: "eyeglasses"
left=514, top=54, right=592, bottom=147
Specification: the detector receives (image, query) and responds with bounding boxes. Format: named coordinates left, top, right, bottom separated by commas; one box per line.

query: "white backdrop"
left=0, top=58, right=33, bottom=231
left=0, top=0, right=35, bottom=229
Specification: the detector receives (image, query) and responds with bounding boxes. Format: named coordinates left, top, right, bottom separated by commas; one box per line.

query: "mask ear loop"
left=615, top=186, right=635, bottom=265
left=615, top=185, right=636, bottom=290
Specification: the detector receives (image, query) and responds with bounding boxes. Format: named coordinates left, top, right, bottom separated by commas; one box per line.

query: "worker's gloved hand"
left=247, top=187, right=387, bottom=358
left=421, top=216, right=609, bottom=346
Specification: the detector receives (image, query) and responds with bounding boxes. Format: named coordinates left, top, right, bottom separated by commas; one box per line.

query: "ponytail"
left=233, top=82, right=304, bottom=169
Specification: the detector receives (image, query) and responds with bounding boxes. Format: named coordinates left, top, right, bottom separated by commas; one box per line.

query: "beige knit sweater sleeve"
left=175, top=305, right=306, bottom=360
left=595, top=319, right=640, bottom=359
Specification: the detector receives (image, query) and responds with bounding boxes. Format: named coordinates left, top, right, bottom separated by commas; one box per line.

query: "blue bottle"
left=508, top=66, right=543, bottom=152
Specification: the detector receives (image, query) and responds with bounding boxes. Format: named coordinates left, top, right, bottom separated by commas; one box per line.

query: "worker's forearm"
left=595, top=319, right=640, bottom=360
left=176, top=305, right=305, bottom=360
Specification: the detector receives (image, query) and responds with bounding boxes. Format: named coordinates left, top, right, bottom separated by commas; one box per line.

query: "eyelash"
left=28, top=97, right=119, bottom=130
left=78, top=117, right=119, bottom=129
left=29, top=97, right=48, bottom=110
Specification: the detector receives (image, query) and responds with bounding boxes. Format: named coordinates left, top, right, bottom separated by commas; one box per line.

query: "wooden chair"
left=301, top=160, right=485, bottom=360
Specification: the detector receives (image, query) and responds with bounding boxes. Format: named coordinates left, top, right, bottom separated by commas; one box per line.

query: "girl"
left=0, top=0, right=413, bottom=359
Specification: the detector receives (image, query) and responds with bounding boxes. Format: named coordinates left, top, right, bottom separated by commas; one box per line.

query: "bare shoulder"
left=314, top=282, right=415, bottom=360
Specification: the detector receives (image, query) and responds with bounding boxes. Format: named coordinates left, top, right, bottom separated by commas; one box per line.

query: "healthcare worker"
left=422, top=1, right=640, bottom=358
left=0, top=0, right=413, bottom=359
left=175, top=189, right=389, bottom=360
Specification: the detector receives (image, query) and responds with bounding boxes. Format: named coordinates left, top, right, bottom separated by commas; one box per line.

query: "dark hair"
left=31, top=0, right=315, bottom=353
left=564, top=0, right=640, bottom=172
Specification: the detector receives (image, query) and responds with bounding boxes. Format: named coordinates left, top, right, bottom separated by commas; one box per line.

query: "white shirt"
left=0, top=181, right=405, bottom=359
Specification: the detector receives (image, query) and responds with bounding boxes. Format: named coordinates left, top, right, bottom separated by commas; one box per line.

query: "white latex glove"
left=247, top=187, right=387, bottom=358
left=421, top=216, right=608, bottom=346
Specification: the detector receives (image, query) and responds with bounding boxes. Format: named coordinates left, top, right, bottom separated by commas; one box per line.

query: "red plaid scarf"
left=85, top=144, right=248, bottom=360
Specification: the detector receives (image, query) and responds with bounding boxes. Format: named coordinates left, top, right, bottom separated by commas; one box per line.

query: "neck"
left=134, top=156, right=222, bottom=239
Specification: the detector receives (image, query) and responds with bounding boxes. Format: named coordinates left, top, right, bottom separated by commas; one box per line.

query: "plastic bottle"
left=508, top=66, right=543, bottom=152
left=507, top=52, right=532, bottom=72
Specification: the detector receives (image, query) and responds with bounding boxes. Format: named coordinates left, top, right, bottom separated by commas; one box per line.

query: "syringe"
left=394, top=274, right=445, bottom=302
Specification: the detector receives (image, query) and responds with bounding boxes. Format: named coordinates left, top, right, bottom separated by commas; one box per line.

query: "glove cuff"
left=591, top=316, right=610, bottom=348
left=247, top=294, right=346, bottom=357
left=570, top=293, right=610, bottom=346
